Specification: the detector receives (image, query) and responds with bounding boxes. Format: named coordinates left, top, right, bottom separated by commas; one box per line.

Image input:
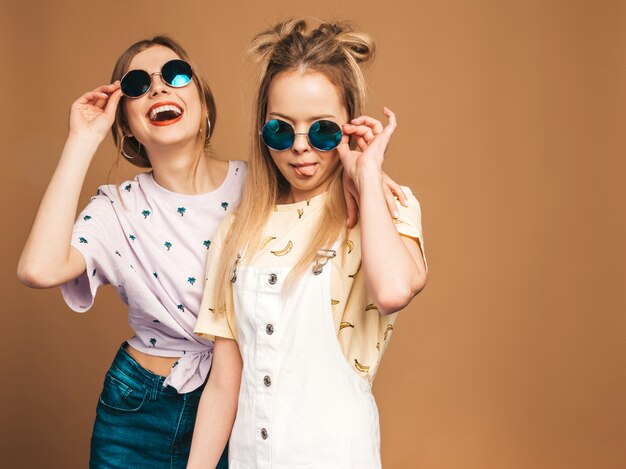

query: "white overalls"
left=228, top=259, right=382, bottom=468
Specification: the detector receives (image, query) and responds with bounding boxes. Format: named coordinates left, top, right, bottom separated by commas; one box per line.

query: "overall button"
left=263, top=375, right=271, bottom=387
left=266, top=324, right=274, bottom=335
left=261, top=428, right=268, bottom=439
left=268, top=273, right=278, bottom=285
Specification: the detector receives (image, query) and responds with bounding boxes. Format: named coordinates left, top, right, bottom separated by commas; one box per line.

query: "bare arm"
left=17, top=82, right=122, bottom=288
left=339, top=108, right=427, bottom=315
left=187, top=337, right=242, bottom=468
left=343, top=170, right=408, bottom=228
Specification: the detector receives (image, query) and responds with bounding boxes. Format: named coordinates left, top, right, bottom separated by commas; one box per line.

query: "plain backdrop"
left=2, top=0, right=626, bottom=468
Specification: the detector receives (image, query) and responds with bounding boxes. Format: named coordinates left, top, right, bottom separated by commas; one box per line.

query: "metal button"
left=261, top=428, right=268, bottom=439
left=268, top=273, right=278, bottom=285
left=263, top=375, right=271, bottom=387
left=266, top=324, right=274, bottom=335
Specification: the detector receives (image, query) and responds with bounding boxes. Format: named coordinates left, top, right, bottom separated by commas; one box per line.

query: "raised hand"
left=68, top=81, right=123, bottom=142
left=340, top=108, right=404, bottom=226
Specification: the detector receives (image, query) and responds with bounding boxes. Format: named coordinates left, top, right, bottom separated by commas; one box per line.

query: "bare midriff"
left=126, top=344, right=180, bottom=377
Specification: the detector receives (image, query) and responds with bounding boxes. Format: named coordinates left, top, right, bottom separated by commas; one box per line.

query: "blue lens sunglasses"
left=260, top=119, right=343, bottom=152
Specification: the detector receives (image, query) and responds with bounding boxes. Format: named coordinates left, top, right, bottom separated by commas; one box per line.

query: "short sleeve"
left=195, top=215, right=238, bottom=342
left=394, top=186, right=427, bottom=271
left=60, top=194, right=122, bottom=312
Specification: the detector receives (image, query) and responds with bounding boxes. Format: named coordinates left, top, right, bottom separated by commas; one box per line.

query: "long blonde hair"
left=215, top=19, right=375, bottom=305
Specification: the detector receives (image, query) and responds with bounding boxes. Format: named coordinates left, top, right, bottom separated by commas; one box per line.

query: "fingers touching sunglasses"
left=260, top=119, right=343, bottom=152
left=120, top=59, right=193, bottom=98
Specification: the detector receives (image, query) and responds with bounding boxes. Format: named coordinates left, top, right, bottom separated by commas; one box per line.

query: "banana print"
left=331, top=299, right=340, bottom=305
left=348, top=261, right=362, bottom=279
left=383, top=324, right=394, bottom=341
left=354, top=359, right=370, bottom=373
left=346, top=240, right=354, bottom=254
left=297, top=208, right=304, bottom=219
left=365, top=304, right=379, bottom=312
left=260, top=236, right=277, bottom=249
left=271, top=240, right=293, bottom=256
left=340, top=321, right=354, bottom=330
left=376, top=342, right=381, bottom=351
left=393, top=218, right=409, bottom=226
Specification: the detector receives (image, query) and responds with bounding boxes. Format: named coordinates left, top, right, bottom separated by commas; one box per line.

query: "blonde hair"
left=215, top=18, right=375, bottom=305
left=108, top=36, right=217, bottom=191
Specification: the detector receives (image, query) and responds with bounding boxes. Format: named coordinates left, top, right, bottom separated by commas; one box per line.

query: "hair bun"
left=317, top=22, right=375, bottom=65
left=249, top=18, right=307, bottom=62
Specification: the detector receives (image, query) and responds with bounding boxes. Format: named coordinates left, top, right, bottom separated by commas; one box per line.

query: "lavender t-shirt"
left=61, top=160, right=247, bottom=393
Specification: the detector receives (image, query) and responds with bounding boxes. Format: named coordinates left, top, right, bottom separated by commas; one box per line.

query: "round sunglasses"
left=120, top=59, right=193, bottom=98
left=260, top=119, right=343, bottom=152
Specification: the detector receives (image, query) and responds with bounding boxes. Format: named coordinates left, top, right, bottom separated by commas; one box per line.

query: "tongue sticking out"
left=294, top=164, right=317, bottom=177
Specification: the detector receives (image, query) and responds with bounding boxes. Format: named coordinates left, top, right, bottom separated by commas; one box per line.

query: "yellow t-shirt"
left=195, top=187, right=426, bottom=383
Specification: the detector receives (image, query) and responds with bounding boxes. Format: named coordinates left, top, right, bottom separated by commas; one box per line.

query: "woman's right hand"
left=68, top=81, right=123, bottom=142
left=17, top=82, right=124, bottom=288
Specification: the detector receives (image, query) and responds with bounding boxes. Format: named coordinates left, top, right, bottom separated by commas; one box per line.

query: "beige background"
left=2, top=0, right=626, bottom=468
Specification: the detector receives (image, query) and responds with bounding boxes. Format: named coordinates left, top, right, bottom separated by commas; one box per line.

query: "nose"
left=291, top=132, right=310, bottom=154
left=149, top=73, right=169, bottom=97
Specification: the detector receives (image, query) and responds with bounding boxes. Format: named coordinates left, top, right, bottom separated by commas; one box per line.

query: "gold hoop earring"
left=121, top=134, right=140, bottom=159
left=206, top=115, right=212, bottom=140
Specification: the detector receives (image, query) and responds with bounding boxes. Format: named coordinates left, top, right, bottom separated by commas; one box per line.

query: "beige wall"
left=2, top=0, right=626, bottom=467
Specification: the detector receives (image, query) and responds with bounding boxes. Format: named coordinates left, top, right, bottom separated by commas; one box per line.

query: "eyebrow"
left=268, top=112, right=337, bottom=121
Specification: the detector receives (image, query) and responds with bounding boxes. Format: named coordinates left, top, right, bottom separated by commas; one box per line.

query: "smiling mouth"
left=147, top=103, right=184, bottom=126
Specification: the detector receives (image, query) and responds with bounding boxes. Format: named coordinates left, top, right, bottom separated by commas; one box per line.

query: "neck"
left=147, top=141, right=227, bottom=195
left=283, top=181, right=331, bottom=204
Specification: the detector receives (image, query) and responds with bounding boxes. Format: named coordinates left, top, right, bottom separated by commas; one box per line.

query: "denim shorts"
left=90, top=343, right=228, bottom=469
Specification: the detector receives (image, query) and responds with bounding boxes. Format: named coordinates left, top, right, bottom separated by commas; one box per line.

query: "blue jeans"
left=90, top=343, right=228, bottom=469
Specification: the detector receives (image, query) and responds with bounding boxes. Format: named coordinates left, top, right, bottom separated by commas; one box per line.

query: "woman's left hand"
left=339, top=108, right=404, bottom=226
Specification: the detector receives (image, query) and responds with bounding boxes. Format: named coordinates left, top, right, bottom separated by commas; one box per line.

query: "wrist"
left=355, top=161, right=383, bottom=192
left=66, top=131, right=106, bottom=148
left=64, top=133, right=105, bottom=155
left=60, top=134, right=103, bottom=166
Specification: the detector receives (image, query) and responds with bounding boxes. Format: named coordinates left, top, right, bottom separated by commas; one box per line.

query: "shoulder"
left=94, top=173, right=145, bottom=200
left=94, top=173, right=151, bottom=207
left=215, top=212, right=236, bottom=239
left=217, top=160, right=248, bottom=196
left=229, top=160, right=248, bottom=179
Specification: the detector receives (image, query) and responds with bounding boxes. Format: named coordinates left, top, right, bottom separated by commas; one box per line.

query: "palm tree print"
left=115, top=250, right=121, bottom=257
left=188, top=277, right=196, bottom=285
left=92, top=269, right=97, bottom=277
left=203, top=240, right=211, bottom=249
left=153, top=272, right=158, bottom=278
left=177, top=207, right=186, bottom=216
left=124, top=184, right=132, bottom=192
left=83, top=215, right=92, bottom=221
left=149, top=338, right=157, bottom=347
left=177, top=304, right=185, bottom=312
left=129, top=234, right=136, bottom=242
left=153, top=319, right=160, bottom=323
left=164, top=241, right=172, bottom=251
left=79, top=237, right=88, bottom=244
left=221, top=202, right=229, bottom=211
left=141, top=210, right=151, bottom=219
